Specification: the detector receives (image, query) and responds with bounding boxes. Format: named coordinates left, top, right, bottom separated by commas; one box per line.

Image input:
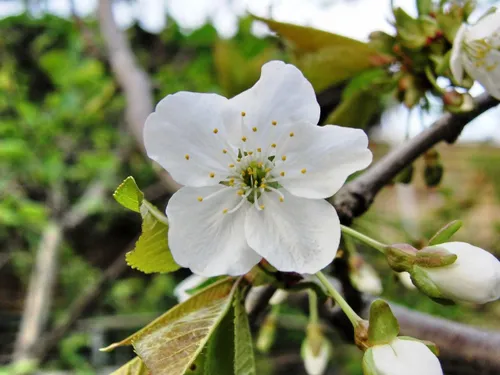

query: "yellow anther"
left=265, top=168, right=272, bottom=173
left=241, top=171, right=246, bottom=177
left=260, top=183, right=267, bottom=189
left=222, top=149, right=228, bottom=154
left=213, top=128, right=219, bottom=134
left=241, top=111, right=246, bottom=117
left=257, top=162, right=263, bottom=168
left=229, top=179, right=235, bottom=186
left=185, top=154, right=190, bottom=160
left=289, top=132, right=294, bottom=137
left=248, top=151, right=253, bottom=155
left=281, top=155, right=287, bottom=161
left=242, top=136, right=247, bottom=142
left=252, top=127, right=258, bottom=132
left=279, top=197, right=284, bottom=202
left=237, top=190, right=244, bottom=196
left=209, top=172, right=215, bottom=178
left=237, top=158, right=241, bottom=162
left=229, top=163, right=235, bottom=168
left=247, top=168, right=253, bottom=175
left=272, top=120, right=277, bottom=126
left=280, top=171, right=285, bottom=177
left=301, top=168, right=307, bottom=174
left=257, top=147, right=262, bottom=152
left=222, top=208, right=228, bottom=214
left=197, top=196, right=203, bottom=202
left=271, top=143, right=277, bottom=148
left=259, top=204, right=265, bottom=210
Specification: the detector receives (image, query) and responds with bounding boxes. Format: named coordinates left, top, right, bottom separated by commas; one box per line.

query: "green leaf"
left=234, top=287, right=257, bottom=375
left=367, top=300, right=399, bottom=346
left=110, top=357, right=149, bottom=375
left=410, top=266, right=444, bottom=299
left=428, top=220, right=462, bottom=246
left=417, top=0, right=433, bottom=16
left=204, top=305, right=235, bottom=375
left=102, top=278, right=239, bottom=375
left=126, top=203, right=180, bottom=273
left=324, top=90, right=381, bottom=128
left=254, top=16, right=377, bottom=91
left=113, top=176, right=144, bottom=213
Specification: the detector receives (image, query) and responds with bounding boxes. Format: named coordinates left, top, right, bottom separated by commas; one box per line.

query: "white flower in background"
left=364, top=338, right=443, bottom=375
left=302, top=339, right=330, bottom=375
left=144, top=61, right=372, bottom=276
left=450, top=11, right=500, bottom=99
left=173, top=274, right=207, bottom=302
left=417, top=242, right=500, bottom=304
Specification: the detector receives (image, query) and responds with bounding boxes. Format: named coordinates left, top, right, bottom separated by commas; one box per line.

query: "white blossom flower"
left=418, top=242, right=500, bottom=304
left=397, top=271, right=416, bottom=290
left=173, top=274, right=207, bottom=302
left=303, top=339, right=330, bottom=375
left=364, top=338, right=442, bottom=375
left=450, top=11, right=500, bottom=99
left=144, top=61, right=372, bottom=276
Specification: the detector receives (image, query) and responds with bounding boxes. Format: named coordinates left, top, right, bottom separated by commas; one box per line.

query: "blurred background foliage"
left=1, top=3, right=500, bottom=374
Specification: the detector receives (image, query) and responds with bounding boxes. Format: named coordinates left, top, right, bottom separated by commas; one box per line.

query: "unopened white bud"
left=302, top=339, right=330, bottom=375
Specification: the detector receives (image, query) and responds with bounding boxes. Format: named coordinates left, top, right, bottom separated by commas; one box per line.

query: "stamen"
left=209, top=172, right=215, bottom=178
left=257, top=148, right=262, bottom=152
left=197, top=196, right=203, bottom=202
left=281, top=155, right=287, bottom=161
left=301, top=168, right=307, bottom=174
left=248, top=151, right=253, bottom=156
left=253, top=190, right=262, bottom=211
left=271, top=143, right=277, bottom=148
left=213, top=128, right=219, bottom=134
left=242, top=136, right=247, bottom=142
left=227, top=189, right=252, bottom=214
left=252, top=127, right=258, bottom=132
left=260, top=204, right=265, bottom=210
left=185, top=154, right=190, bottom=160
left=229, top=163, right=235, bottom=168
left=272, top=120, right=277, bottom=126
left=267, top=186, right=285, bottom=203
left=280, top=171, right=285, bottom=177
left=289, top=132, right=294, bottom=137
left=257, top=162, right=263, bottom=168
left=222, top=149, right=228, bottom=154
left=222, top=208, right=228, bottom=214
left=241, top=111, right=246, bottom=117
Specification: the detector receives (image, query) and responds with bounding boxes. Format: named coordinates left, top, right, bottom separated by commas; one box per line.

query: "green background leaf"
left=110, top=357, right=149, bottom=375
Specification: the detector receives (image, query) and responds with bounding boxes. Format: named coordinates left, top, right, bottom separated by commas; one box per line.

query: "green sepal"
left=415, top=246, right=457, bottom=268
left=416, top=0, right=433, bottom=16
left=409, top=265, right=444, bottom=299
left=429, top=219, right=462, bottom=246
left=398, top=336, right=439, bottom=356
left=362, top=348, right=378, bottom=375
left=113, top=176, right=144, bottom=213
left=367, top=300, right=400, bottom=346
left=244, top=264, right=277, bottom=286
left=394, top=8, right=428, bottom=49
left=385, top=244, right=417, bottom=272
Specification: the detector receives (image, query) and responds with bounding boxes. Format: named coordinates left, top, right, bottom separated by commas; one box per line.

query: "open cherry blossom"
left=450, top=11, right=500, bottom=99
left=144, top=61, right=372, bottom=276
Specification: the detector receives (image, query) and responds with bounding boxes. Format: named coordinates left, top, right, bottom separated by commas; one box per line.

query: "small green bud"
left=385, top=243, right=417, bottom=272
left=394, top=164, right=414, bottom=184
left=443, top=91, right=474, bottom=113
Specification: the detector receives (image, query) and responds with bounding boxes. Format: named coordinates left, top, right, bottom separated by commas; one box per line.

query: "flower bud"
left=412, top=242, right=500, bottom=303
left=363, top=338, right=443, bottom=375
left=394, top=164, right=414, bottom=184
left=385, top=244, right=418, bottom=272
left=301, top=325, right=331, bottom=375
left=349, top=254, right=383, bottom=295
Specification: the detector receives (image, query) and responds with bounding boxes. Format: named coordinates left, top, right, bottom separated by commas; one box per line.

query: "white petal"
left=273, top=123, right=372, bottom=199
left=372, top=338, right=443, bottom=375
left=473, top=51, right=500, bottom=99
left=144, top=92, right=241, bottom=187
left=245, top=190, right=340, bottom=274
left=423, top=242, right=500, bottom=303
left=166, top=185, right=261, bottom=276
left=466, top=11, right=500, bottom=42
left=229, top=61, right=320, bottom=150
left=450, top=23, right=467, bottom=83
left=304, top=340, right=329, bottom=375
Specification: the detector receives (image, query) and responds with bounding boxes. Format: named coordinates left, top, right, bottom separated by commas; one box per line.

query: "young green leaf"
left=428, top=220, right=462, bottom=246
left=126, top=204, right=180, bottom=274
left=234, top=287, right=257, bottom=375
left=110, top=357, right=149, bottom=375
left=253, top=16, right=377, bottom=91
left=113, top=176, right=144, bottom=213
left=102, top=278, right=239, bottom=375
left=367, top=300, right=399, bottom=346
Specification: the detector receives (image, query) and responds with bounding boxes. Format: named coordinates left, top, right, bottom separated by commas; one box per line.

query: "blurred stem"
left=340, top=225, right=387, bottom=254
left=308, top=289, right=318, bottom=324
left=343, top=232, right=357, bottom=256
left=315, top=272, right=363, bottom=328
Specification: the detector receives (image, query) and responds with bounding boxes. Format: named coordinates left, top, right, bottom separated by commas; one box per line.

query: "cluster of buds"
left=369, top=0, right=499, bottom=110
left=385, top=221, right=500, bottom=304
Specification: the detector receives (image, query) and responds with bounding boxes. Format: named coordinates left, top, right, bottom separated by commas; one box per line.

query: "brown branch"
left=97, top=0, right=180, bottom=193
left=332, top=93, right=499, bottom=224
